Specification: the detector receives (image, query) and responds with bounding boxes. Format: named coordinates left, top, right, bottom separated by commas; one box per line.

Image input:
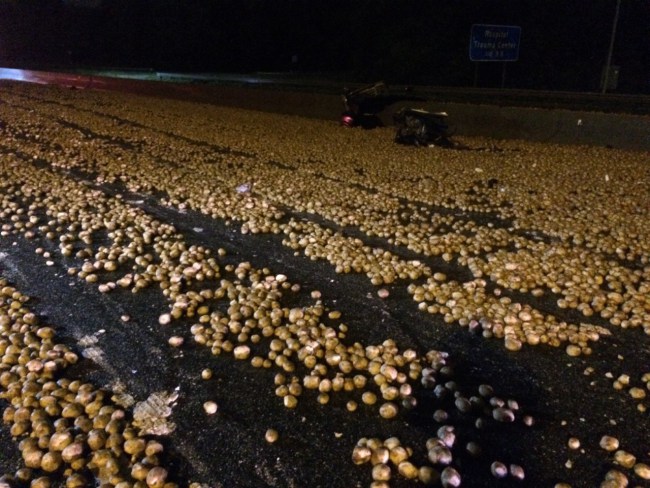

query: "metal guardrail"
left=151, top=71, right=650, bottom=115
left=412, top=86, right=650, bottom=115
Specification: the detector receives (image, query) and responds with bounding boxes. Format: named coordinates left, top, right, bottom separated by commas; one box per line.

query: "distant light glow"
left=0, top=68, right=101, bottom=89
left=0, top=68, right=32, bottom=83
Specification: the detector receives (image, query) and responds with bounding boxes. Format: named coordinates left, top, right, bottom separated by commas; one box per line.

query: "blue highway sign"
left=470, top=24, right=521, bottom=62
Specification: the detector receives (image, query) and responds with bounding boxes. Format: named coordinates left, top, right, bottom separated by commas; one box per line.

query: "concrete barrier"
left=2, top=67, right=649, bottom=151
left=434, top=102, right=650, bottom=150
left=377, top=99, right=650, bottom=151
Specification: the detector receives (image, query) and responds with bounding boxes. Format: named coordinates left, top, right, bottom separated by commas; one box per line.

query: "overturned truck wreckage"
left=340, top=82, right=455, bottom=147
left=341, top=81, right=390, bottom=129
left=393, top=107, right=453, bottom=147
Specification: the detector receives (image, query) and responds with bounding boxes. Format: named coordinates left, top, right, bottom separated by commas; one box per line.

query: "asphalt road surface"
left=0, top=80, right=649, bottom=488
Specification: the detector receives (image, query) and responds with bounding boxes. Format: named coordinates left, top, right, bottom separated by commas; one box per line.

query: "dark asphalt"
left=0, top=79, right=649, bottom=488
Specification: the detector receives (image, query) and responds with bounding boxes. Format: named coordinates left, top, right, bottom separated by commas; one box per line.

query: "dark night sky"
left=0, top=0, right=649, bottom=93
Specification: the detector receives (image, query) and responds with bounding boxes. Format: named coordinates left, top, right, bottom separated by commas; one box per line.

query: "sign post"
left=601, top=0, right=621, bottom=94
left=469, top=24, right=521, bottom=88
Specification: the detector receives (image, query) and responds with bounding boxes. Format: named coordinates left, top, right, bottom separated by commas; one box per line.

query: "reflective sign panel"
left=470, top=24, right=521, bottom=62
